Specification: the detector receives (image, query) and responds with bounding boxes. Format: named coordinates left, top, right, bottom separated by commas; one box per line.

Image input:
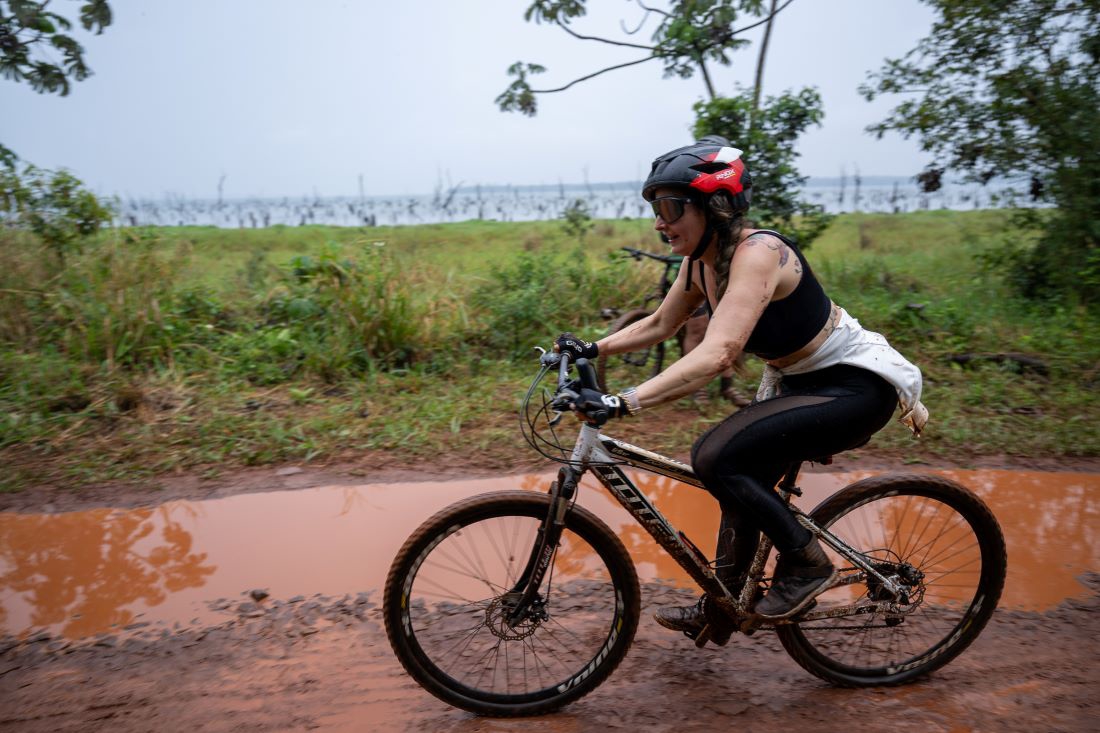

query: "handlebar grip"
left=575, top=358, right=599, bottom=391
left=557, top=351, right=571, bottom=387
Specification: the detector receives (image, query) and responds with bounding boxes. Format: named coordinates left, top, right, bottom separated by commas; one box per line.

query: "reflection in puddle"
left=0, top=469, right=1096, bottom=639
left=0, top=505, right=215, bottom=639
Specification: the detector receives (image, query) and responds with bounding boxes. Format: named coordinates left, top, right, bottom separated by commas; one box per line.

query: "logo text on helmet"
left=715, top=169, right=736, bottom=180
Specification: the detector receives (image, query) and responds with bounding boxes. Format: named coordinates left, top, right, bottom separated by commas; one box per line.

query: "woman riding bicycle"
left=555, top=135, right=928, bottom=630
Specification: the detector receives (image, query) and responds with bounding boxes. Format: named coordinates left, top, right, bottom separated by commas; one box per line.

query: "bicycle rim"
left=778, top=475, right=1006, bottom=685
left=385, top=492, right=639, bottom=714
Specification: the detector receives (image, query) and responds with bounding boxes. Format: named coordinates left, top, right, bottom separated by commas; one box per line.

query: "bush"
left=0, top=165, right=113, bottom=265
left=560, top=199, right=593, bottom=243
left=471, top=246, right=626, bottom=358
left=0, top=228, right=189, bottom=369
left=218, top=243, right=428, bottom=383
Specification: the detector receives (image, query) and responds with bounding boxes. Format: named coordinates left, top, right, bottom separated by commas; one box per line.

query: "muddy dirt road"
left=1, top=464, right=1098, bottom=731
left=1, top=579, right=1097, bottom=732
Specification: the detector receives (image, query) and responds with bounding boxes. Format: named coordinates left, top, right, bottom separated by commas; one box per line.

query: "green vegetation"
left=0, top=164, right=114, bottom=264
left=1, top=209, right=1098, bottom=492
left=0, top=0, right=114, bottom=166
left=862, top=0, right=1100, bottom=303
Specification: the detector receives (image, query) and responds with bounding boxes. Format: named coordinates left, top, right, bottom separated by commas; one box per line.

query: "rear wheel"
left=384, top=491, right=640, bottom=715
left=776, top=474, right=1006, bottom=686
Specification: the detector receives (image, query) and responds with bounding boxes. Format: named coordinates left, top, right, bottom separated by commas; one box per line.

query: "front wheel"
left=383, top=491, right=640, bottom=716
left=776, top=474, right=1007, bottom=686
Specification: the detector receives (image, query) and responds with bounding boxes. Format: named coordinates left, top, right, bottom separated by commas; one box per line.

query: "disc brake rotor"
left=484, top=595, right=546, bottom=641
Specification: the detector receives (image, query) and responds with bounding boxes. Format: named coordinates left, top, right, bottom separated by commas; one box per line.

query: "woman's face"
left=651, top=187, right=706, bottom=256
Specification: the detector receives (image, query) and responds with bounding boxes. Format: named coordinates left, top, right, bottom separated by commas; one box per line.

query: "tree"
left=861, top=0, right=1100, bottom=302
left=0, top=0, right=113, bottom=166
left=497, top=0, right=794, bottom=115
left=693, top=87, right=831, bottom=245
left=497, top=0, right=831, bottom=245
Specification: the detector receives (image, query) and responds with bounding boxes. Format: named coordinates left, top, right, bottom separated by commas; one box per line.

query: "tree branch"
left=531, top=55, right=658, bottom=94
left=635, top=0, right=671, bottom=19
left=555, top=19, right=653, bottom=49
left=621, top=4, right=653, bottom=35
left=698, top=58, right=716, bottom=100
left=733, top=0, right=796, bottom=36
left=752, top=0, right=779, bottom=120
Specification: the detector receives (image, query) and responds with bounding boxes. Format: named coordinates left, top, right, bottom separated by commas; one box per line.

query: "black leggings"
left=691, top=365, right=898, bottom=569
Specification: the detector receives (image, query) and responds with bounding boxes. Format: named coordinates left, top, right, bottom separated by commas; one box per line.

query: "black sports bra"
left=701, top=230, right=832, bottom=360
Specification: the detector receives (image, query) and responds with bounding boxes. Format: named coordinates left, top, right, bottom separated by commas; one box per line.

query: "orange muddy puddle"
left=1, top=469, right=1096, bottom=640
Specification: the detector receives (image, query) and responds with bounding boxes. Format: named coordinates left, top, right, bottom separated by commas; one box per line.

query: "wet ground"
left=1, top=467, right=1098, bottom=731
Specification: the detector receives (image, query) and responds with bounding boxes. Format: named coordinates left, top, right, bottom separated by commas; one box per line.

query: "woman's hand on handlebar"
left=554, top=386, right=628, bottom=426
left=554, top=332, right=599, bottom=360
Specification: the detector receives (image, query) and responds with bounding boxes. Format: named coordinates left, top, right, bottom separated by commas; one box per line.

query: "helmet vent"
left=690, top=162, right=728, bottom=174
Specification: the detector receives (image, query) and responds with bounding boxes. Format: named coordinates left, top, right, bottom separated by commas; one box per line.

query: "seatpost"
left=777, top=462, right=803, bottom=499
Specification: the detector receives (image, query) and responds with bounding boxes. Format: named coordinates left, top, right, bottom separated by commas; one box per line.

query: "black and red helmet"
left=642, top=135, right=752, bottom=212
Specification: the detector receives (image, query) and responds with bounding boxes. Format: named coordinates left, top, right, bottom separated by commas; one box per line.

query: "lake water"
left=112, top=177, right=1027, bottom=228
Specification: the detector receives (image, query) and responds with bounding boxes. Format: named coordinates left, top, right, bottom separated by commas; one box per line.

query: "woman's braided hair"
left=705, top=190, right=746, bottom=300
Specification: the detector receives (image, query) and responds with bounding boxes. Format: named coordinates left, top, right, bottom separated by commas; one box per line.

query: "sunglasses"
left=649, top=196, right=695, bottom=224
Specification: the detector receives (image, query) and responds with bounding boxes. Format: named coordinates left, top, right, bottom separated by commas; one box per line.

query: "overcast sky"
left=2, top=0, right=938, bottom=199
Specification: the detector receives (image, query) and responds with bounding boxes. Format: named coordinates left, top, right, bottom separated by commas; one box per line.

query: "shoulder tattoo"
left=743, top=233, right=782, bottom=252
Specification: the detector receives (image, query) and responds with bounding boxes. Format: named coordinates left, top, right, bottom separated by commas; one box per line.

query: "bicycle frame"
left=511, top=421, right=913, bottom=633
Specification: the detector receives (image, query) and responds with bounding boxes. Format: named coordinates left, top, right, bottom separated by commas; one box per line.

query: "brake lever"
left=547, top=386, right=578, bottom=427
left=552, top=388, right=579, bottom=412
left=536, top=347, right=561, bottom=367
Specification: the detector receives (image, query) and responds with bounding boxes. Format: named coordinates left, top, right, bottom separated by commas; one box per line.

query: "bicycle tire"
left=597, top=308, right=665, bottom=392
left=383, top=491, right=641, bottom=715
left=775, top=473, right=1006, bottom=687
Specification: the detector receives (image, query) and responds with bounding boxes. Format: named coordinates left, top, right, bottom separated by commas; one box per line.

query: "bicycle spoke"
left=416, top=561, right=503, bottom=603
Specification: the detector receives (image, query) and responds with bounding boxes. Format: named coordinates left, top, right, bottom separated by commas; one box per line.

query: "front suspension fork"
left=505, top=464, right=580, bottom=626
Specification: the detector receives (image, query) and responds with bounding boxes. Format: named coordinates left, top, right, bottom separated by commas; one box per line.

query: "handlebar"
left=620, top=246, right=683, bottom=265
left=536, top=349, right=608, bottom=425
left=557, top=351, right=571, bottom=389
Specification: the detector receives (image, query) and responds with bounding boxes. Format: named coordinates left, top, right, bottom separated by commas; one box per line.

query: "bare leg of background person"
left=721, top=373, right=751, bottom=407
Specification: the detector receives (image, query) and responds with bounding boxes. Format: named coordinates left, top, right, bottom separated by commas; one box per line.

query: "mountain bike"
left=383, top=352, right=1007, bottom=716
left=597, top=247, right=686, bottom=392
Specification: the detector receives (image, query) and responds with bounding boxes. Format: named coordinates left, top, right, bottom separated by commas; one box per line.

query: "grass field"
left=1, top=210, right=1096, bottom=492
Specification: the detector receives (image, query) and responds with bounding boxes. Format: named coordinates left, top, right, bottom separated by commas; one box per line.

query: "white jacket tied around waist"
left=754, top=307, right=930, bottom=436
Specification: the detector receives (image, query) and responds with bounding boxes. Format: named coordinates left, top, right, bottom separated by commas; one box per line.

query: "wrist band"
left=617, top=388, right=642, bottom=416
